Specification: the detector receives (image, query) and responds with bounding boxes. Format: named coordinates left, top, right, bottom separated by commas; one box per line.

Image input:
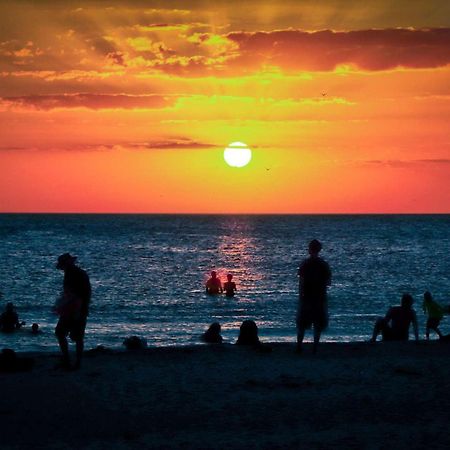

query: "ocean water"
left=0, top=214, right=449, bottom=352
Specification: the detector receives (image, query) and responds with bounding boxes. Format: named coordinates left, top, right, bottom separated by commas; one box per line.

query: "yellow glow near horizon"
left=224, top=142, right=252, bottom=168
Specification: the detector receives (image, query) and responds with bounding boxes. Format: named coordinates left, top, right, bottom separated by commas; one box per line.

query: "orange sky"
left=0, top=0, right=449, bottom=213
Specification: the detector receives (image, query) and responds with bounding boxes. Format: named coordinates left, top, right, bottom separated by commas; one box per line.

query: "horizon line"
left=1, top=212, right=449, bottom=216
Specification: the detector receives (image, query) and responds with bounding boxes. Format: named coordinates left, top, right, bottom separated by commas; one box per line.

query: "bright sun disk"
left=224, top=142, right=252, bottom=168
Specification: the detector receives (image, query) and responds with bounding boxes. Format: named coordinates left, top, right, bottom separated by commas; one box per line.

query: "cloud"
left=1, top=93, right=175, bottom=110
left=363, top=159, right=450, bottom=168
left=227, top=28, right=450, bottom=72
left=126, top=138, right=213, bottom=149
left=0, top=138, right=213, bottom=152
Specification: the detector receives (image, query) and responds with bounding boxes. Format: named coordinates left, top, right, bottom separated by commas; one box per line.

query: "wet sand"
left=1, top=341, right=450, bottom=449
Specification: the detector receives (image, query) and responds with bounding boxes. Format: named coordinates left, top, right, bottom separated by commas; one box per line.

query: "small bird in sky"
left=321, top=92, right=327, bottom=97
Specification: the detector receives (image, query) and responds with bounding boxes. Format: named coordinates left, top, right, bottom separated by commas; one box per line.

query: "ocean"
left=0, top=214, right=449, bottom=352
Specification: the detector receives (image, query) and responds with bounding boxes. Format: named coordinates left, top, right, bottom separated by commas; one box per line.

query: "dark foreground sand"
left=1, top=341, right=450, bottom=449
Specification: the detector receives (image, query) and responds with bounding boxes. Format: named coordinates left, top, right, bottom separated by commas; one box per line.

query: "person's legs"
left=427, top=318, right=442, bottom=339
left=55, top=320, right=70, bottom=366
left=71, top=318, right=86, bottom=370
left=74, top=339, right=84, bottom=369
left=296, top=326, right=305, bottom=352
left=371, top=317, right=387, bottom=342
left=313, top=326, right=322, bottom=354
left=56, top=334, right=70, bottom=366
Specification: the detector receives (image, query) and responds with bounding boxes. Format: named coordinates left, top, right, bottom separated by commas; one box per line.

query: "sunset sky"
left=1, top=0, right=449, bottom=213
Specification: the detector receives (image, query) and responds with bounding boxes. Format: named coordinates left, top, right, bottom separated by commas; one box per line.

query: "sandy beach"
left=1, top=341, right=450, bottom=449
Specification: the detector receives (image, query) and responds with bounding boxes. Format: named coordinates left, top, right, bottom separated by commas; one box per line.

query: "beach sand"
left=1, top=341, right=450, bottom=449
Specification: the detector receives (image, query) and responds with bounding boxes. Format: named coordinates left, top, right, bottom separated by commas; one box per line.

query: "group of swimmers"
left=205, top=271, right=237, bottom=296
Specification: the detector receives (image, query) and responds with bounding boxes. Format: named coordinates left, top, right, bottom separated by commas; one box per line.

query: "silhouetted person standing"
left=297, top=239, right=331, bottom=354
left=370, top=293, right=419, bottom=342
left=206, top=271, right=223, bottom=295
left=54, top=253, right=91, bottom=369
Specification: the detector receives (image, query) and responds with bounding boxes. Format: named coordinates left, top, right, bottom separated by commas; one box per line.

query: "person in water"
left=201, top=322, right=223, bottom=343
left=370, top=293, right=419, bottom=342
left=206, top=271, right=223, bottom=295
left=297, top=239, right=332, bottom=354
left=31, top=323, right=41, bottom=335
left=54, top=253, right=91, bottom=370
left=0, top=302, right=23, bottom=333
left=223, top=274, right=237, bottom=297
left=423, top=291, right=445, bottom=340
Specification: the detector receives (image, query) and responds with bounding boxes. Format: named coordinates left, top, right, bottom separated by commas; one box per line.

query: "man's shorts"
left=55, top=317, right=87, bottom=342
left=297, top=303, right=328, bottom=331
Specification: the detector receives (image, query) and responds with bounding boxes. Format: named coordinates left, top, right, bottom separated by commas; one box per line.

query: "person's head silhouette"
left=56, top=253, right=77, bottom=271
left=401, top=293, right=414, bottom=308
left=308, top=239, right=322, bottom=256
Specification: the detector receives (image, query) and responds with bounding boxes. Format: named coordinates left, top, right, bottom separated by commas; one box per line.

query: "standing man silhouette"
left=297, top=239, right=331, bottom=354
left=54, top=253, right=91, bottom=369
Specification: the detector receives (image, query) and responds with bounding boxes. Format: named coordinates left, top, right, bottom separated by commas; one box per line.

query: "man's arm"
left=384, top=307, right=393, bottom=323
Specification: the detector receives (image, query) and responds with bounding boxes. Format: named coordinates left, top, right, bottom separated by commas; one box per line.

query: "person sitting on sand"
left=201, top=322, right=223, bottom=343
left=206, top=271, right=223, bottom=295
left=423, top=291, right=445, bottom=340
left=297, top=239, right=332, bottom=354
left=223, top=274, right=237, bottom=297
left=236, top=320, right=260, bottom=346
left=0, top=302, right=23, bottom=333
left=370, top=293, right=419, bottom=342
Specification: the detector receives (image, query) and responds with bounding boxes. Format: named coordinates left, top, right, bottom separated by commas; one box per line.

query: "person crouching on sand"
left=54, top=253, right=91, bottom=370
left=206, top=271, right=223, bottom=295
left=0, top=302, right=23, bottom=333
left=201, top=322, right=223, bottom=343
left=370, top=293, right=419, bottom=342
left=423, top=291, right=445, bottom=340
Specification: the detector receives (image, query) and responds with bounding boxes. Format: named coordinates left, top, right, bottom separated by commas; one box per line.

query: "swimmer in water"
left=206, top=271, right=223, bottom=295
left=223, top=274, right=237, bottom=297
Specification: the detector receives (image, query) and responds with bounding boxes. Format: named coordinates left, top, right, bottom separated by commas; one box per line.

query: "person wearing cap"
left=297, top=239, right=332, bottom=354
left=54, top=253, right=91, bottom=369
left=206, top=271, right=223, bottom=295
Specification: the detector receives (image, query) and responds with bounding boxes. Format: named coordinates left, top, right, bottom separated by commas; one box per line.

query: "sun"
left=224, top=142, right=252, bottom=168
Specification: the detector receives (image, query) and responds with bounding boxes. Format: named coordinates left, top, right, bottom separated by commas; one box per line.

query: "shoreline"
left=2, top=341, right=450, bottom=449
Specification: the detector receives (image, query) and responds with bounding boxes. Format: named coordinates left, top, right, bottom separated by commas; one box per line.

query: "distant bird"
left=321, top=92, right=327, bottom=97
left=265, top=167, right=271, bottom=171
